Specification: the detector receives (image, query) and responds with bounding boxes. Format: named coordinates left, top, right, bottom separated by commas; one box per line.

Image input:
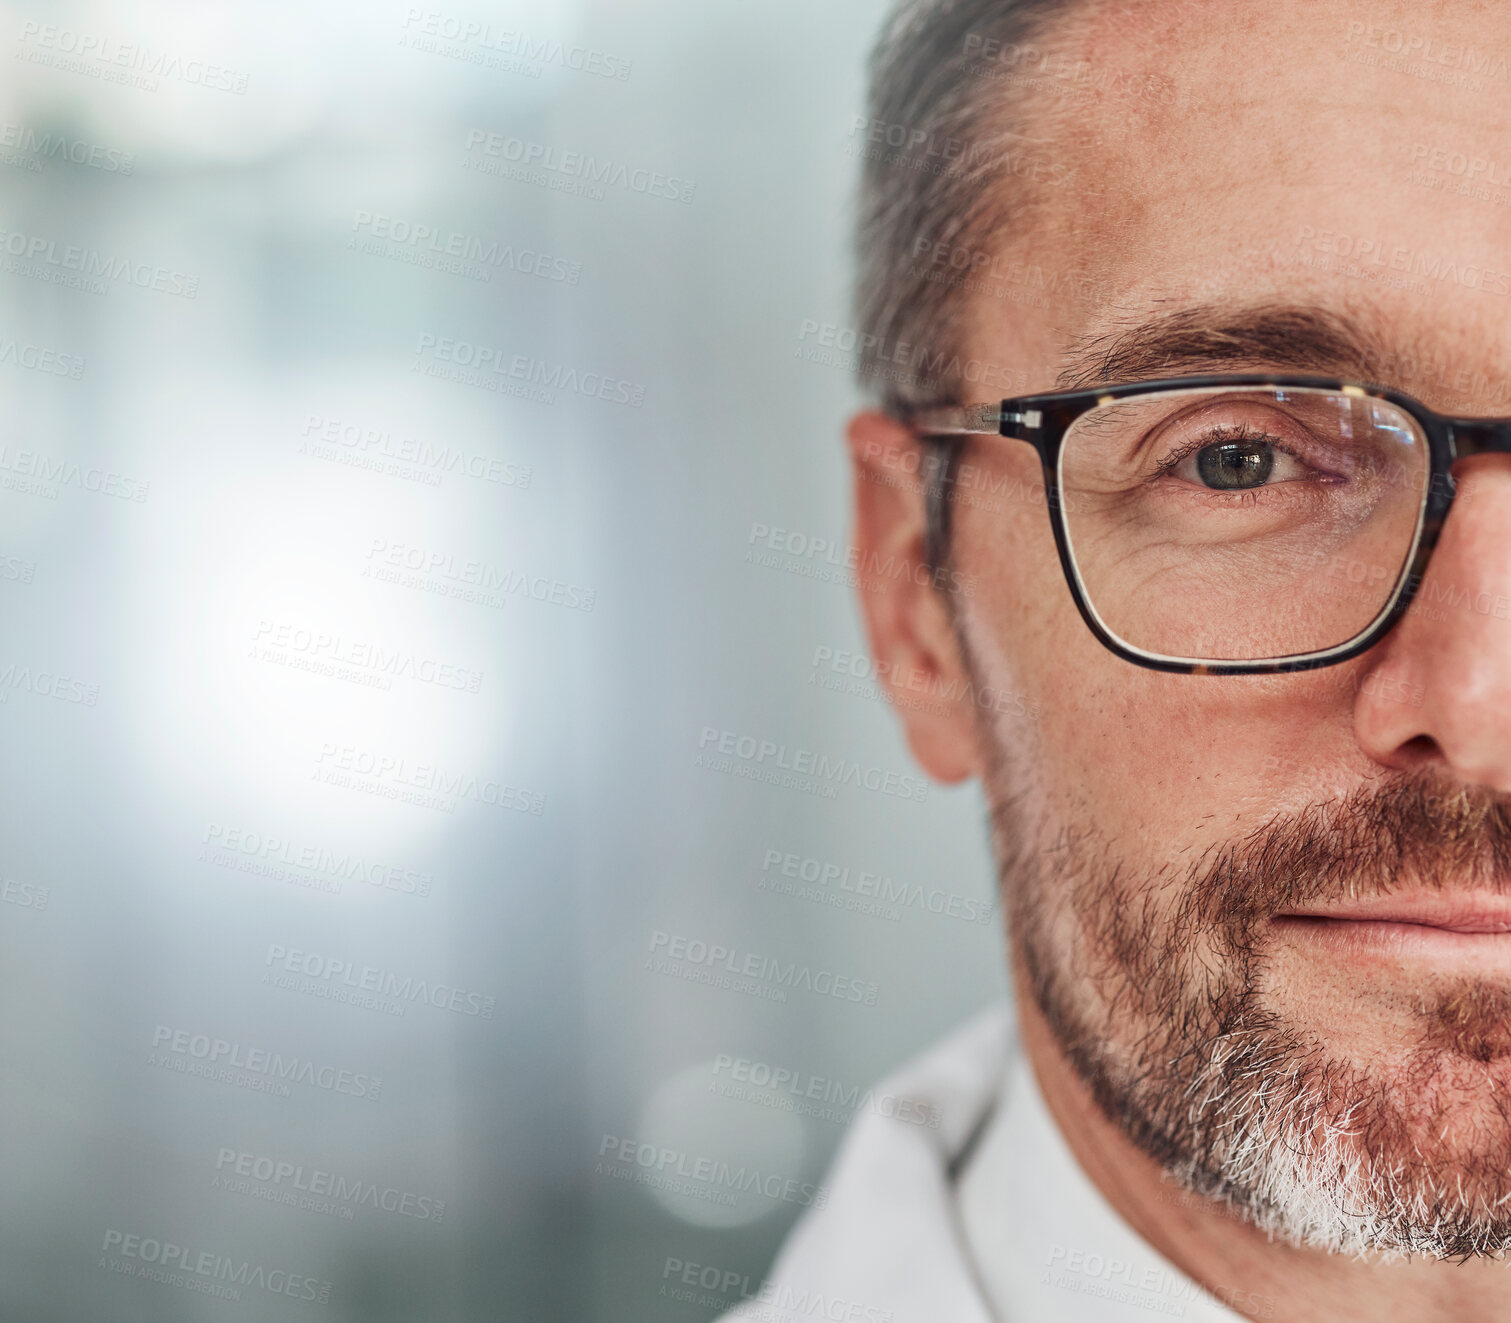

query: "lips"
left=1274, top=896, right=1511, bottom=935
left=1271, top=897, right=1511, bottom=966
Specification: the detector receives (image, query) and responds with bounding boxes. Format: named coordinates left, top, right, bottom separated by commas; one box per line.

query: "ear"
left=846, top=410, right=980, bottom=783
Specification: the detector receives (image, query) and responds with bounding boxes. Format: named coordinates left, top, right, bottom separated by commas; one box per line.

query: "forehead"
left=989, top=0, right=1511, bottom=402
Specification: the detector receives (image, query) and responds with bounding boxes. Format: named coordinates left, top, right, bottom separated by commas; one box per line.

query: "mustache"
left=1183, top=771, right=1511, bottom=933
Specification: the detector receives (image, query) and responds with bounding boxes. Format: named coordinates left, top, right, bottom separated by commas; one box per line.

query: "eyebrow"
left=1054, top=303, right=1397, bottom=392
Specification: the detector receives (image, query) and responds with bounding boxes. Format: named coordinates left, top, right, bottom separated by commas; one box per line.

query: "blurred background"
left=0, top=0, right=1006, bottom=1318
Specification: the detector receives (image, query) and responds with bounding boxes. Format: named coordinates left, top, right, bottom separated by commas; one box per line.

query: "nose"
left=1354, top=456, right=1511, bottom=792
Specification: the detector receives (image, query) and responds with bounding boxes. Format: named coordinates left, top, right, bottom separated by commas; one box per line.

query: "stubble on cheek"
left=1003, top=797, right=1266, bottom=1100
left=953, top=595, right=1241, bottom=1083
left=983, top=724, right=1511, bottom=1246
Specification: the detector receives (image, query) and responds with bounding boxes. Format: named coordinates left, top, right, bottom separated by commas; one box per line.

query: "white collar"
left=720, top=1003, right=1009, bottom=1323
left=955, top=1022, right=1248, bottom=1322
left=720, top=1001, right=1250, bottom=1323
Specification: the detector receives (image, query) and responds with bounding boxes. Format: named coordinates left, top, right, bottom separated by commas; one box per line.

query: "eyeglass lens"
left=1056, top=386, right=1430, bottom=663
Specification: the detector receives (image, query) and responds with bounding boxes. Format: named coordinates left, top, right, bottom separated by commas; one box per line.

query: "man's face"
left=853, top=0, right=1511, bottom=1256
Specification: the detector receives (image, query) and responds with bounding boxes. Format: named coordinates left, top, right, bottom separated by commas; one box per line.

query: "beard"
left=985, top=728, right=1511, bottom=1259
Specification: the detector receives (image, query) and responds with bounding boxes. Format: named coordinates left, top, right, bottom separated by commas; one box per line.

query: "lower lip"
left=1272, top=916, right=1511, bottom=963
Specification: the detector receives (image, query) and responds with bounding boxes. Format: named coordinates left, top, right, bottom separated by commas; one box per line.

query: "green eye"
left=1197, top=441, right=1274, bottom=490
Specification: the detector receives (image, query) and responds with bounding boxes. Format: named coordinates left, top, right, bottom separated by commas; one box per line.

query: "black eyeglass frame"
left=906, top=372, right=1511, bottom=675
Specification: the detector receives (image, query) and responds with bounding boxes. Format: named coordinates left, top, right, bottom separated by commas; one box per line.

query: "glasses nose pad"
left=1399, top=422, right=1511, bottom=604
left=1448, top=419, right=1511, bottom=463
left=1395, top=421, right=1511, bottom=620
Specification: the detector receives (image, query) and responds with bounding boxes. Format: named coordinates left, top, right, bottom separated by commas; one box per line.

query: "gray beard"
left=989, top=764, right=1511, bottom=1259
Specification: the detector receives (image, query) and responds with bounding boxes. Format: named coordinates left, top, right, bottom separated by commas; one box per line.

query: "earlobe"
left=846, top=410, right=981, bottom=784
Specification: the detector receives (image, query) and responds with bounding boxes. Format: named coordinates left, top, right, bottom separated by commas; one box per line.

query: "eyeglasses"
left=906, top=373, right=1511, bottom=675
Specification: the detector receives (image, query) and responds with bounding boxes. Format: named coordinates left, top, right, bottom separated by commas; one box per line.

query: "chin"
left=1173, top=1020, right=1511, bottom=1260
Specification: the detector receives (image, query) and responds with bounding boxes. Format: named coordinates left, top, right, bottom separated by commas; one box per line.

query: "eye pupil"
left=1197, top=442, right=1274, bottom=490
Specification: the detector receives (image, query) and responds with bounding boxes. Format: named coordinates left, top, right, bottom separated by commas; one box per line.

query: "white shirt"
left=720, top=1003, right=1247, bottom=1323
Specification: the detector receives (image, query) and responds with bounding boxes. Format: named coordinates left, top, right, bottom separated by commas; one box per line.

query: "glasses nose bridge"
left=1448, top=417, right=1511, bottom=461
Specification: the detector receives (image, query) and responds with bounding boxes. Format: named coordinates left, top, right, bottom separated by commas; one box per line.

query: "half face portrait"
left=727, top=2, right=1511, bottom=1320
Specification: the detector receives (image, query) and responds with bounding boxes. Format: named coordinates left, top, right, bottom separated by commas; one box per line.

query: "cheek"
left=950, top=438, right=1082, bottom=695
left=953, top=444, right=1165, bottom=825
left=952, top=444, right=1364, bottom=857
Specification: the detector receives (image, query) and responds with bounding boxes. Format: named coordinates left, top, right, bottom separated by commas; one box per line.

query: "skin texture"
left=848, top=0, right=1511, bottom=1318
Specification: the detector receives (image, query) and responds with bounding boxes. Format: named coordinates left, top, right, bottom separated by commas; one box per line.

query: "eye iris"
left=1197, top=441, right=1274, bottom=490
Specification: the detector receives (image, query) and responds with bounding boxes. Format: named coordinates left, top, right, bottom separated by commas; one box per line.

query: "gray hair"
left=853, top=0, right=1081, bottom=414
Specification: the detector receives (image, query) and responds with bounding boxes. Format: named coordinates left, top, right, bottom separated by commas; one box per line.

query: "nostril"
left=1397, top=734, right=1441, bottom=767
